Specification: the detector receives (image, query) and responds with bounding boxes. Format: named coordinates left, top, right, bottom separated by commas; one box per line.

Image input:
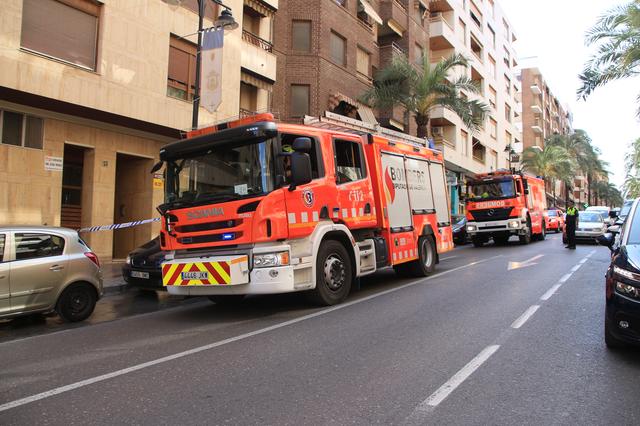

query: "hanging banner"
left=201, top=28, right=224, bottom=113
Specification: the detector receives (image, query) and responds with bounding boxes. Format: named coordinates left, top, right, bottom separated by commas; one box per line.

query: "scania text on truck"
left=154, top=113, right=454, bottom=305
left=465, top=171, right=547, bottom=246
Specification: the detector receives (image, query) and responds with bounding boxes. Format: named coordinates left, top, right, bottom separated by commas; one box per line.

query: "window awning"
left=358, top=0, right=383, bottom=26
left=328, top=93, right=379, bottom=125
left=386, top=19, right=405, bottom=36
left=241, top=70, right=274, bottom=91
left=243, top=0, right=276, bottom=17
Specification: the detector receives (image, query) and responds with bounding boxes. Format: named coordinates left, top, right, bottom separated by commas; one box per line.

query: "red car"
left=544, top=209, right=565, bottom=233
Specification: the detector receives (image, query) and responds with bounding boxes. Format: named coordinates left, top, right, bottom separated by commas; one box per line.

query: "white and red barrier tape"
left=78, top=218, right=160, bottom=233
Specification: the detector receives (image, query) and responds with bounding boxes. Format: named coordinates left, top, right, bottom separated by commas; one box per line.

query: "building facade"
left=428, top=0, right=522, bottom=214
left=0, top=0, right=277, bottom=260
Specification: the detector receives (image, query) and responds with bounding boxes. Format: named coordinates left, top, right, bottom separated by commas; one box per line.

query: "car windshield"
left=547, top=210, right=557, bottom=217
left=467, top=179, right=516, bottom=201
left=452, top=215, right=465, bottom=225
left=164, top=138, right=276, bottom=208
left=579, top=212, right=603, bottom=222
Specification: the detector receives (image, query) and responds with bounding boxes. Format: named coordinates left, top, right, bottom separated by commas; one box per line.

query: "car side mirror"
left=597, top=233, right=615, bottom=251
left=289, top=151, right=312, bottom=191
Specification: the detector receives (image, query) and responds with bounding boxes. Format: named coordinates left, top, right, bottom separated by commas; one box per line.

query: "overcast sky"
left=500, top=0, right=640, bottom=189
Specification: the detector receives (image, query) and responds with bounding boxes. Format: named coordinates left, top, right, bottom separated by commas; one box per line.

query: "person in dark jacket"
left=565, top=201, right=579, bottom=249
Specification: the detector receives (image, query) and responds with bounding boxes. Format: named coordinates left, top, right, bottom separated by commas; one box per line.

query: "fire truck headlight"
left=466, top=225, right=477, bottom=232
left=509, top=220, right=520, bottom=229
left=126, top=255, right=131, bottom=265
left=253, top=251, right=290, bottom=268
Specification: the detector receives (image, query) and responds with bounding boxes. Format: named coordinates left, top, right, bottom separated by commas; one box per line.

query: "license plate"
left=181, top=271, right=209, bottom=280
left=131, top=271, right=149, bottom=279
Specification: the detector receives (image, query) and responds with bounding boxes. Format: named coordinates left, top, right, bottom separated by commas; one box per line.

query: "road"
left=1, top=234, right=639, bottom=425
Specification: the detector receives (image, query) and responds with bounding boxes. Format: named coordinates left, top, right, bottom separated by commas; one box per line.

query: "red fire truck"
left=465, top=170, right=547, bottom=247
left=156, top=113, right=453, bottom=305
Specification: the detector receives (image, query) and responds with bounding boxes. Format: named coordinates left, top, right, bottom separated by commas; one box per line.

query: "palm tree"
left=578, top=1, right=640, bottom=116
left=521, top=145, right=574, bottom=205
left=623, top=137, right=640, bottom=197
left=360, top=53, right=489, bottom=138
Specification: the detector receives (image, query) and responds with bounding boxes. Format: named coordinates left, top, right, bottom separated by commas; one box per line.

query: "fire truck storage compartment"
left=380, top=151, right=413, bottom=232
left=405, top=156, right=435, bottom=215
left=428, top=161, right=450, bottom=225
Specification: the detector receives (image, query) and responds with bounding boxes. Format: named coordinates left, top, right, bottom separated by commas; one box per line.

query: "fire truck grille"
left=178, top=232, right=243, bottom=245
left=470, top=207, right=514, bottom=222
left=176, top=219, right=240, bottom=233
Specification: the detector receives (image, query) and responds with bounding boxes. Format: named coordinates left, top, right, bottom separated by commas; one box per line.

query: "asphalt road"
left=1, top=234, right=638, bottom=425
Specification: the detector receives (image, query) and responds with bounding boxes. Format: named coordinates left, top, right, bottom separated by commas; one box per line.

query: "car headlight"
left=613, top=265, right=638, bottom=280
left=508, top=220, right=520, bottom=229
left=253, top=251, right=290, bottom=268
left=616, top=282, right=640, bottom=300
left=126, top=255, right=131, bottom=265
left=466, top=225, right=477, bottom=232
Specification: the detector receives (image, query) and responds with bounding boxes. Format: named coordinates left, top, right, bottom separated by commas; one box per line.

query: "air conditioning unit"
left=432, top=126, right=444, bottom=137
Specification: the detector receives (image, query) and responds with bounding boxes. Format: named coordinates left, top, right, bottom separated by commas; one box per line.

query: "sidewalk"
left=101, top=261, right=129, bottom=294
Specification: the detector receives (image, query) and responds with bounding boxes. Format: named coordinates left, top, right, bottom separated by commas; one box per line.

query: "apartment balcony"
left=379, top=41, right=407, bottom=67
left=531, top=104, right=542, bottom=114
left=429, top=13, right=456, bottom=50
left=429, top=0, right=454, bottom=12
left=378, top=0, right=408, bottom=37
left=531, top=125, right=543, bottom=134
left=241, top=30, right=276, bottom=82
left=530, top=84, right=542, bottom=95
left=258, top=0, right=278, bottom=9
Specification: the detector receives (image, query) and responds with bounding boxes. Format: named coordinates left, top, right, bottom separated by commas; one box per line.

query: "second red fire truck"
left=156, top=113, right=453, bottom=305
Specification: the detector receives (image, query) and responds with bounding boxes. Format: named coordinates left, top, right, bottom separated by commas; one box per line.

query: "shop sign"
left=153, top=173, right=164, bottom=189
left=44, top=156, right=63, bottom=171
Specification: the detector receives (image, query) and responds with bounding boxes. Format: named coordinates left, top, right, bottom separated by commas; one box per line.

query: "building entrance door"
left=112, top=153, right=154, bottom=260
left=61, top=145, right=87, bottom=229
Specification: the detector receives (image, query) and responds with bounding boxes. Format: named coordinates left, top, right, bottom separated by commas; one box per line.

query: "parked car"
left=122, top=237, right=164, bottom=290
left=544, top=208, right=565, bottom=233
left=0, top=227, right=102, bottom=322
left=563, top=211, right=607, bottom=244
left=598, top=198, right=640, bottom=348
left=586, top=205, right=614, bottom=225
left=451, top=215, right=468, bottom=245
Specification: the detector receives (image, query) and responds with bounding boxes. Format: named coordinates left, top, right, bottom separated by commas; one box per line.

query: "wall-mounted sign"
left=44, top=156, right=63, bottom=171
left=153, top=173, right=164, bottom=189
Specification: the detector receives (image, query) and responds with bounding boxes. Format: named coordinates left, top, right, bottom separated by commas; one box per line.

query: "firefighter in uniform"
left=565, top=201, right=578, bottom=249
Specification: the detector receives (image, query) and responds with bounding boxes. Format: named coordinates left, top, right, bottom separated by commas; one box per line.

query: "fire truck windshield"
left=468, top=179, right=516, bottom=201
left=164, top=138, right=276, bottom=208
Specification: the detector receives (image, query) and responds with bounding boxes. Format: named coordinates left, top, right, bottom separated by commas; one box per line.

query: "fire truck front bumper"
left=466, top=219, right=527, bottom=236
left=161, top=249, right=302, bottom=296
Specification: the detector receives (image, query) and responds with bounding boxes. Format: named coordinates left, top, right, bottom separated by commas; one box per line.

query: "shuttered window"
left=290, top=85, right=310, bottom=117
left=330, top=31, right=346, bottom=66
left=167, top=35, right=197, bottom=101
left=356, top=46, right=370, bottom=77
left=21, top=0, right=100, bottom=71
left=292, top=20, right=311, bottom=52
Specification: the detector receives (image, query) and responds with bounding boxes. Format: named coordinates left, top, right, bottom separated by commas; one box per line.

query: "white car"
left=575, top=212, right=608, bottom=241
left=586, top=206, right=614, bottom=225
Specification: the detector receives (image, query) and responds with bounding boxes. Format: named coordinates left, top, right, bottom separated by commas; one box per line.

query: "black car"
left=452, top=215, right=468, bottom=245
left=598, top=198, right=640, bottom=348
left=122, top=237, right=165, bottom=289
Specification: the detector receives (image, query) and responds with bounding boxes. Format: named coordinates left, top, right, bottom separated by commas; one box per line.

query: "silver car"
left=0, top=227, right=103, bottom=322
left=576, top=211, right=608, bottom=241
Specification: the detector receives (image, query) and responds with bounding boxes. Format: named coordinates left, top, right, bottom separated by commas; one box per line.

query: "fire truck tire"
left=519, top=218, right=532, bottom=245
left=408, top=236, right=436, bottom=276
left=472, top=236, right=485, bottom=247
left=493, top=234, right=509, bottom=245
left=208, top=295, right=245, bottom=305
left=308, top=240, right=353, bottom=306
left=538, top=224, right=546, bottom=241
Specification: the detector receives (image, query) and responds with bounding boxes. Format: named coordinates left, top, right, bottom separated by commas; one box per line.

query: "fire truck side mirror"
left=522, top=179, right=529, bottom=195
left=289, top=152, right=312, bottom=191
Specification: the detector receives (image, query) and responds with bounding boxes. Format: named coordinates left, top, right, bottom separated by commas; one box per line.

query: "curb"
left=103, top=284, right=130, bottom=296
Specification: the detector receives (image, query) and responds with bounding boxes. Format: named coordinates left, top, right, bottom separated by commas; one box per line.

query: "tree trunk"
left=552, top=179, right=556, bottom=207
left=415, top=114, right=429, bottom=139
left=564, top=182, right=570, bottom=209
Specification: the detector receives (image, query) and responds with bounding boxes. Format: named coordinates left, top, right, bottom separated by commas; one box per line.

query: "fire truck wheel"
left=208, top=295, right=245, bottom=305
left=538, top=224, right=546, bottom=241
left=519, top=218, right=532, bottom=245
left=309, top=240, right=352, bottom=306
left=472, top=236, right=485, bottom=247
left=493, top=235, right=509, bottom=245
left=411, top=236, right=436, bottom=276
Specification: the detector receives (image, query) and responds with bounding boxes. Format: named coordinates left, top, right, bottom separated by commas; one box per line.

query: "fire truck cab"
left=465, top=171, right=547, bottom=246
left=157, top=113, right=453, bottom=305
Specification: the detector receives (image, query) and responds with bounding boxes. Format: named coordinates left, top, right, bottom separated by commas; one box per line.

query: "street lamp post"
left=162, top=0, right=238, bottom=130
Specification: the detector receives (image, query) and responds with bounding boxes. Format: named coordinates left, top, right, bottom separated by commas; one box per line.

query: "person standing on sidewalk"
left=565, top=201, right=578, bottom=249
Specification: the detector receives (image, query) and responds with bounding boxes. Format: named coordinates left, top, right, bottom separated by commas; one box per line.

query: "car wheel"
left=208, top=295, right=245, bottom=305
left=307, top=240, right=352, bottom=306
left=604, top=318, right=626, bottom=349
left=56, top=283, right=97, bottom=322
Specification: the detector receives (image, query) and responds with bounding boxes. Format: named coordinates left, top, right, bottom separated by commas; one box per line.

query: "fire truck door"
left=380, top=151, right=413, bottom=231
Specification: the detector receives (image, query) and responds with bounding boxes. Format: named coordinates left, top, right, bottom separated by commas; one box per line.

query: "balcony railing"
left=242, top=30, right=273, bottom=53
left=239, top=108, right=256, bottom=118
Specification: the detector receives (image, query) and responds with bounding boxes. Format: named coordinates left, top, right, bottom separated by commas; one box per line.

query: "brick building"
left=272, top=0, right=430, bottom=134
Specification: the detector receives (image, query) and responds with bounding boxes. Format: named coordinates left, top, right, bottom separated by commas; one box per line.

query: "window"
left=0, top=110, right=44, bottom=149
left=503, top=18, right=510, bottom=40
left=489, top=86, right=497, bottom=109
left=489, top=117, right=497, bottom=139
left=488, top=0, right=495, bottom=17
left=281, top=133, right=324, bottom=180
left=0, top=235, right=4, bottom=262
left=458, top=18, right=467, bottom=45
left=504, top=74, right=511, bottom=95
left=356, top=46, right=371, bottom=77
left=505, top=103, right=512, bottom=122
left=290, top=85, right=310, bottom=117
left=167, top=35, right=197, bottom=101
left=334, top=139, right=366, bottom=184
left=488, top=24, right=496, bottom=48
left=334, top=0, right=347, bottom=6
left=470, top=35, right=483, bottom=61
left=414, top=43, right=424, bottom=65
left=488, top=55, right=496, bottom=78
left=180, top=0, right=218, bottom=20
left=330, top=31, right=346, bottom=67
left=15, top=233, right=65, bottom=261
left=461, top=129, right=469, bottom=156
left=21, top=0, right=100, bottom=71
left=505, top=130, right=512, bottom=145
left=472, top=138, right=486, bottom=162
left=469, top=1, right=482, bottom=28
left=292, top=20, right=311, bottom=52
left=503, top=46, right=511, bottom=67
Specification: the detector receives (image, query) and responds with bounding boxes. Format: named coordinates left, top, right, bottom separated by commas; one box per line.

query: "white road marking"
left=579, top=258, right=588, bottom=264
left=540, top=284, right=562, bottom=301
left=411, top=345, right=500, bottom=411
left=507, top=254, right=544, bottom=271
left=510, top=305, right=540, bottom=329
left=0, top=256, right=503, bottom=413
left=441, top=255, right=457, bottom=261
left=559, top=273, right=573, bottom=283
left=571, top=264, right=582, bottom=272
left=586, top=250, right=596, bottom=258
